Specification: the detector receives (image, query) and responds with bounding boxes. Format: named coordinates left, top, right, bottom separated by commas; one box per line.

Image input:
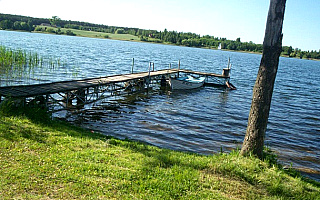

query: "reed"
left=0, top=45, right=73, bottom=86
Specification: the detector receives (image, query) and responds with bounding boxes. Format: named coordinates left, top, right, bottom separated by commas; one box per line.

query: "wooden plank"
left=178, top=69, right=228, bottom=78
left=0, top=68, right=227, bottom=98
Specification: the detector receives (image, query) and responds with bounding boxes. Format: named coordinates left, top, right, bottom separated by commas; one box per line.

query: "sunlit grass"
left=0, top=102, right=319, bottom=199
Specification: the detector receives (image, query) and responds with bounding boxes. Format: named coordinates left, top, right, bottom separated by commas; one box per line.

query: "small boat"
left=169, top=75, right=205, bottom=90
left=218, top=43, right=222, bottom=50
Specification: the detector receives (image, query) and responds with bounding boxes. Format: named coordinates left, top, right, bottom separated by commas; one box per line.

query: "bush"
left=56, top=28, right=63, bottom=35
left=140, top=36, right=147, bottom=41
left=46, top=27, right=55, bottom=33
left=65, top=30, right=76, bottom=36
left=34, top=26, right=43, bottom=31
left=115, top=28, right=124, bottom=34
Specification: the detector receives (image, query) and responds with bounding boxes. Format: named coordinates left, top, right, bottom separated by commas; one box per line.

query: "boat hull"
left=169, top=76, right=205, bottom=90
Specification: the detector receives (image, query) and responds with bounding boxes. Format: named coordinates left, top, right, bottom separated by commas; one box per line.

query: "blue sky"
left=0, top=0, right=319, bottom=51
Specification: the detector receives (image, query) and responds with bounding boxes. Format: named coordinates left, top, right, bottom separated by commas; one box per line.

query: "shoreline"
left=2, top=29, right=319, bottom=61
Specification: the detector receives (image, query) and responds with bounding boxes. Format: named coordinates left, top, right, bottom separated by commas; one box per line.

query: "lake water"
left=1, top=30, right=319, bottom=181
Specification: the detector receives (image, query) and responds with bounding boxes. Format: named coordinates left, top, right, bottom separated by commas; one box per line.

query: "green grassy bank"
left=0, top=102, right=319, bottom=199
left=34, top=25, right=140, bottom=41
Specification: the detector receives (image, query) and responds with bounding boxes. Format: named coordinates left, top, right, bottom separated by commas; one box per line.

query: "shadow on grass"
left=0, top=99, right=50, bottom=143
left=0, top=119, right=48, bottom=143
left=0, top=98, right=109, bottom=143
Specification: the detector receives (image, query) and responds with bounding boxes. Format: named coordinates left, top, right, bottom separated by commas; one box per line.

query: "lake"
left=1, top=30, right=319, bottom=181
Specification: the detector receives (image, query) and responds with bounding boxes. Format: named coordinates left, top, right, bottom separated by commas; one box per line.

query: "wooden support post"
left=94, top=86, right=99, bottom=98
left=131, top=58, right=134, bottom=74
left=152, top=62, right=155, bottom=71
left=45, top=95, right=49, bottom=108
left=148, top=62, right=151, bottom=77
left=147, top=62, right=151, bottom=90
left=76, top=88, right=86, bottom=106
left=65, top=92, right=73, bottom=107
left=178, top=60, right=181, bottom=77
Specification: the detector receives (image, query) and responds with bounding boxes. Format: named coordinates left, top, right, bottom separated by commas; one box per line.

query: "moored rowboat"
left=169, top=75, right=205, bottom=90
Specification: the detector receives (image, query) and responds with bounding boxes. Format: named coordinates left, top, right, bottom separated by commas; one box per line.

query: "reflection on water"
left=1, top=30, right=320, bottom=181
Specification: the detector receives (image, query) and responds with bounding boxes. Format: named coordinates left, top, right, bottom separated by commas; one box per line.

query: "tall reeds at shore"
left=0, top=45, right=71, bottom=86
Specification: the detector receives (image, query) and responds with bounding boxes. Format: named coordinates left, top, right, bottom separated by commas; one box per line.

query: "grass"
left=0, top=101, right=319, bottom=199
left=35, top=26, right=140, bottom=41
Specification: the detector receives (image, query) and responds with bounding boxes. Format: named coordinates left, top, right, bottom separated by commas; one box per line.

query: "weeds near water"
left=0, top=45, right=76, bottom=86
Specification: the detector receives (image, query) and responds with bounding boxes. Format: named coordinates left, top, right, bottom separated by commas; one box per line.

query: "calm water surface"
left=1, top=30, right=319, bottom=181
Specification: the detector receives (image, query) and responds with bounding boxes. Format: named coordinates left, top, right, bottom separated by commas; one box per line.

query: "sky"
left=0, top=0, right=319, bottom=51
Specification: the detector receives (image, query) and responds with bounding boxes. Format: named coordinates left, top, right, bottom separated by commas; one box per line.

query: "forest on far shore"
left=1, top=13, right=319, bottom=60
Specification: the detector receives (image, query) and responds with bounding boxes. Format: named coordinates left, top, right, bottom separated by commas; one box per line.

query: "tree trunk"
left=240, top=0, right=286, bottom=158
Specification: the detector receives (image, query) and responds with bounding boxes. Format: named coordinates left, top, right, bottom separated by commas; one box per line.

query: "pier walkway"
left=0, top=69, right=229, bottom=98
left=0, top=68, right=230, bottom=111
left=0, top=69, right=177, bottom=98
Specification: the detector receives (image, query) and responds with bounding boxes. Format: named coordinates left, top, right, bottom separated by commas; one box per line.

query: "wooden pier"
left=0, top=68, right=231, bottom=111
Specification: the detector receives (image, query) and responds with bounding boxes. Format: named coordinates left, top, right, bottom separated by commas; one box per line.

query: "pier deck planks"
left=0, top=69, right=228, bottom=98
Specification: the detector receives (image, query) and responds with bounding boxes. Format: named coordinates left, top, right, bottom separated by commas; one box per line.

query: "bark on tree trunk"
left=240, top=0, right=286, bottom=158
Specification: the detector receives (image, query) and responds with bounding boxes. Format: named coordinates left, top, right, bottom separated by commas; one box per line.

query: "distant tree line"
left=282, top=46, right=320, bottom=59
left=0, top=14, right=36, bottom=31
left=0, top=13, right=319, bottom=60
left=139, top=29, right=264, bottom=52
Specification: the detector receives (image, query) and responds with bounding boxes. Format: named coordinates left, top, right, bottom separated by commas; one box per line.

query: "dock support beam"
left=131, top=58, right=134, bottom=73
left=76, top=88, right=86, bottom=106
left=178, top=60, right=180, bottom=77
